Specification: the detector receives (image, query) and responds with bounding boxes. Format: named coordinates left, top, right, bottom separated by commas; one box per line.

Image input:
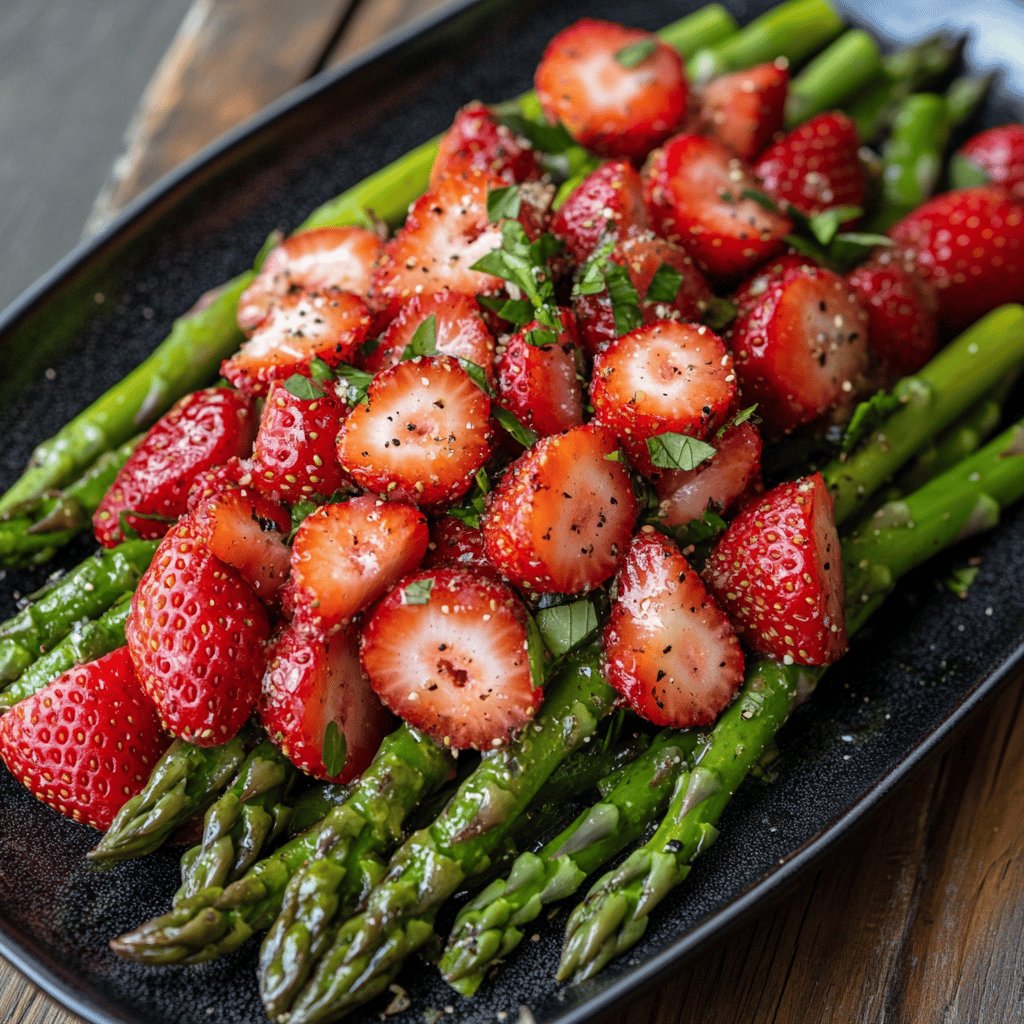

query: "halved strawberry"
left=482, top=422, right=637, bottom=594
left=535, top=19, right=687, bottom=160
left=0, top=647, right=169, bottom=831
left=93, top=387, right=257, bottom=547
left=656, top=420, right=763, bottom=528
left=337, top=356, right=492, bottom=506
left=126, top=517, right=271, bottom=745
left=646, top=134, right=792, bottom=280
left=185, top=457, right=251, bottom=513
left=260, top=625, right=392, bottom=782
left=363, top=289, right=495, bottom=385
left=574, top=231, right=713, bottom=355
left=288, top=496, right=429, bottom=631
left=888, top=186, right=1024, bottom=330
left=431, top=102, right=541, bottom=188
left=424, top=516, right=497, bottom=576
left=237, top=227, right=384, bottom=333
left=730, top=252, right=818, bottom=323
left=731, top=263, right=869, bottom=435
left=603, top=531, right=745, bottom=727
left=952, top=125, right=1024, bottom=200
left=704, top=473, right=847, bottom=664
left=847, top=260, right=938, bottom=379
left=590, top=320, right=737, bottom=476
left=495, top=309, right=584, bottom=437
left=696, top=61, right=789, bottom=161
left=222, top=289, right=371, bottom=396
left=754, top=112, right=865, bottom=217
left=250, top=380, right=348, bottom=503
left=360, top=568, right=540, bottom=749
left=552, top=160, right=648, bottom=264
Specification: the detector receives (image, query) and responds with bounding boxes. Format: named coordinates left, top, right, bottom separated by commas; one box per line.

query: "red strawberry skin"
left=955, top=125, right=1024, bottom=201
left=431, top=102, right=540, bottom=187
left=93, top=387, right=257, bottom=547
left=697, top=61, right=789, bottom=161
left=424, top=516, right=498, bottom=577
left=260, top=625, right=392, bottom=782
left=603, top=532, right=745, bottom=727
left=0, top=647, right=169, bottom=831
left=704, top=473, right=847, bottom=665
left=888, top=186, right=1024, bottom=330
left=126, top=518, right=271, bottom=745
left=185, top=457, right=250, bottom=513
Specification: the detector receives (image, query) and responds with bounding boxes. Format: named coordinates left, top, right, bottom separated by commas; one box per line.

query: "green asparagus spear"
left=785, top=29, right=883, bottom=127
left=110, top=725, right=452, bottom=965
left=286, top=782, right=352, bottom=838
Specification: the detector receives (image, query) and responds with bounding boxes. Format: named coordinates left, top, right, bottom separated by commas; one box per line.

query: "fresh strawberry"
left=424, top=516, right=497, bottom=576
left=495, top=309, right=584, bottom=437
left=847, top=261, right=938, bottom=378
left=590, top=320, right=737, bottom=476
left=730, top=252, right=817, bottom=323
left=236, top=227, right=384, bottom=333
left=260, top=625, right=391, bottom=782
left=731, top=263, right=869, bottom=435
left=250, top=380, right=348, bottom=503
left=754, top=112, right=865, bottom=217
left=337, top=356, right=492, bottom=506
left=126, top=517, right=271, bottom=745
left=696, top=61, right=789, bottom=161
left=222, top=289, right=371, bottom=396
left=656, top=420, right=763, bottom=528
left=185, top=457, right=250, bottom=513
left=535, top=19, right=687, bottom=160
left=646, top=134, right=792, bottom=280
left=552, top=160, right=648, bottom=264
left=93, top=387, right=257, bottom=547
left=888, top=186, right=1024, bottom=330
left=704, top=473, right=847, bottom=664
left=953, top=125, right=1024, bottom=200
left=0, top=648, right=169, bottom=830
left=360, top=568, right=540, bottom=749
left=363, top=289, right=495, bottom=385
left=482, top=422, right=637, bottom=593
left=574, top=231, right=713, bottom=355
left=288, top=496, right=429, bottom=630
left=603, top=532, right=745, bottom=727
left=431, top=102, right=541, bottom=187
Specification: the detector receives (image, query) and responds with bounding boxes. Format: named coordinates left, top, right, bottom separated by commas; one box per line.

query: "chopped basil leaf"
left=309, top=357, right=335, bottom=384
left=661, top=509, right=728, bottom=548
left=487, top=185, right=522, bottom=224
left=493, top=110, right=575, bottom=155
left=646, top=263, right=684, bottom=304
left=647, top=432, right=717, bottom=471
left=287, top=500, right=319, bottom=543
left=949, top=153, right=990, bottom=190
left=945, top=564, right=980, bottom=599
left=807, top=206, right=863, bottom=247
left=401, top=314, right=438, bottom=361
left=842, top=390, right=903, bottom=454
left=604, top=449, right=625, bottom=462
left=731, top=404, right=759, bottom=427
left=740, top=186, right=780, bottom=212
left=536, top=599, right=599, bottom=657
left=459, top=358, right=492, bottom=395
left=615, top=38, right=657, bottom=68
left=494, top=406, right=538, bottom=448
left=477, top=294, right=535, bottom=326
left=402, top=577, right=435, bottom=605
left=284, top=374, right=324, bottom=400
left=321, top=721, right=347, bottom=778
left=702, top=296, right=737, bottom=331
left=334, top=363, right=374, bottom=406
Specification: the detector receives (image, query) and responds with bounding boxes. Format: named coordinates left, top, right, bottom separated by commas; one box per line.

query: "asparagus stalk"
left=110, top=725, right=452, bottom=965
left=785, top=29, right=883, bottom=127
left=286, top=782, right=352, bottom=839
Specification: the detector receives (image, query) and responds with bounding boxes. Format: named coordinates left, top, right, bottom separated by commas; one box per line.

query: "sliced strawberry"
left=603, top=532, right=744, bottom=727
left=94, top=387, right=257, bottom=547
left=250, top=380, right=348, bottom=503
left=260, top=625, right=392, bottom=782
left=288, top=496, right=429, bottom=630
left=847, top=261, right=938, bottom=379
left=552, top=160, right=648, bottom=264
left=704, top=473, right=847, bottom=664
left=222, top=289, right=371, bottom=396
left=646, top=134, right=792, bottom=280
left=656, top=420, right=763, bottom=528
left=495, top=309, right=584, bottom=437
left=730, top=252, right=818, bottom=323
left=431, top=102, right=541, bottom=188
left=754, top=112, right=865, bottom=217
left=337, top=356, right=492, bottom=506
left=574, top=231, right=713, bottom=355
left=126, top=517, right=271, bottom=745
left=237, top=227, right=384, bottom=333
left=535, top=19, right=687, bottom=160
left=424, top=516, right=497, bottom=577
left=731, top=264, right=869, bottom=435
left=364, top=289, right=495, bottom=385
left=696, top=61, right=789, bottom=161
left=888, top=186, right=1024, bottom=330
left=590, top=320, right=737, bottom=476
left=482, top=423, right=637, bottom=594
left=185, top=457, right=251, bottom=513
left=953, top=125, right=1024, bottom=201
left=360, top=568, right=540, bottom=749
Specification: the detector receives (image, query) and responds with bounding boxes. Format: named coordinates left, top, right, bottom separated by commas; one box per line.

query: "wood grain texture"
left=324, top=0, right=456, bottom=65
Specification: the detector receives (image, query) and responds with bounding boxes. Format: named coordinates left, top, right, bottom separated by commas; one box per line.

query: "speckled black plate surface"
left=1, top=1, right=1023, bottom=1022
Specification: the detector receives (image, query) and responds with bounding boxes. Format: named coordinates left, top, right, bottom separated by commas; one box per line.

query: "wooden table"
left=1, top=2, right=1022, bottom=1022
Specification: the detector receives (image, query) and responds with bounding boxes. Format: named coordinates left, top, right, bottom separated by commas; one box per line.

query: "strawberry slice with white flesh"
left=360, top=568, right=540, bottom=750
left=603, top=531, right=745, bottom=727
left=260, top=625, right=392, bottom=782
left=337, top=355, right=493, bottom=507
left=695, top=61, right=789, bottom=162
left=482, top=422, right=638, bottom=594
left=288, top=495, right=429, bottom=631
left=704, top=473, right=847, bottom=665
left=430, top=102, right=541, bottom=187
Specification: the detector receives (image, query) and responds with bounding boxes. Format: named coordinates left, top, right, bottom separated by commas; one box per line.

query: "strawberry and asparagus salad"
left=0, top=0, right=1022, bottom=1017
